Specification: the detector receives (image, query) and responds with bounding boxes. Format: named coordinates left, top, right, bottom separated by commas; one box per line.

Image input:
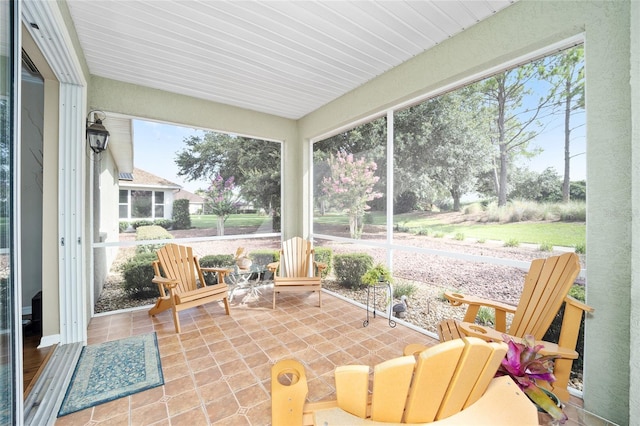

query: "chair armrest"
left=267, top=261, right=280, bottom=273
left=457, top=322, right=578, bottom=359
left=200, top=267, right=233, bottom=286
left=445, top=292, right=517, bottom=332
left=564, top=295, right=594, bottom=313
left=152, top=276, right=178, bottom=289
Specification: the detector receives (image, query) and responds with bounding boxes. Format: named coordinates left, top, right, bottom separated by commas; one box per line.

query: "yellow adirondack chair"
left=267, top=237, right=327, bottom=309
left=148, top=243, right=231, bottom=333
left=419, top=252, right=593, bottom=401
left=272, top=337, right=538, bottom=426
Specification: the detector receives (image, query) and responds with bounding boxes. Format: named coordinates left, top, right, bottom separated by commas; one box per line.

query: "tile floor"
left=54, top=287, right=602, bottom=426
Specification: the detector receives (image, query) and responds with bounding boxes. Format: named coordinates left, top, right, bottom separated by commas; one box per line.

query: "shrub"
left=334, top=253, right=373, bottom=289
left=314, top=247, right=333, bottom=279
left=463, top=202, right=483, bottom=215
left=433, top=232, right=445, bottom=238
left=394, top=221, right=410, bottom=233
left=153, top=218, right=174, bottom=229
left=199, top=254, right=235, bottom=285
left=558, top=201, right=586, bottom=222
left=121, top=252, right=159, bottom=299
left=574, top=242, right=586, bottom=254
left=476, top=307, right=495, bottom=326
left=415, top=227, right=431, bottom=236
left=543, top=284, right=587, bottom=373
left=132, top=219, right=154, bottom=229
left=454, top=232, right=465, bottom=241
left=172, top=199, right=191, bottom=230
left=538, top=241, right=554, bottom=252
left=119, top=221, right=130, bottom=233
left=504, top=238, right=519, bottom=247
left=394, top=191, right=418, bottom=214
left=393, top=282, right=417, bottom=298
left=199, top=254, right=235, bottom=268
left=135, top=225, right=172, bottom=255
left=248, top=250, right=277, bottom=267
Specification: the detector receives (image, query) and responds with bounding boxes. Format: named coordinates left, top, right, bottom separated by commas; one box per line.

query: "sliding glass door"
left=1, top=0, right=20, bottom=423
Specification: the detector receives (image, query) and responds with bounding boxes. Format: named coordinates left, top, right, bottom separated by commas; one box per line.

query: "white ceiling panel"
left=64, top=0, right=516, bottom=120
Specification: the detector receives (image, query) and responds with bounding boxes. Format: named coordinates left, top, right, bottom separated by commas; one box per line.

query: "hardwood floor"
left=22, top=326, right=54, bottom=397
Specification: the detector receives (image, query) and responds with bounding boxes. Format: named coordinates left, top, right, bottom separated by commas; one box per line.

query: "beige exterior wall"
left=629, top=0, right=639, bottom=422
left=298, top=1, right=635, bottom=423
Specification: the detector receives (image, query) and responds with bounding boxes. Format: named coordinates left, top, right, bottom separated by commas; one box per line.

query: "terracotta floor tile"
left=205, top=393, right=239, bottom=423
left=130, top=401, right=169, bottom=426
left=95, top=412, right=130, bottom=425
left=234, top=384, right=269, bottom=408
left=199, top=379, right=233, bottom=404
left=130, top=385, right=165, bottom=410
left=166, top=388, right=201, bottom=417
left=169, top=406, right=209, bottom=425
left=91, top=396, right=129, bottom=421
left=67, top=290, right=601, bottom=425
left=55, top=407, right=93, bottom=425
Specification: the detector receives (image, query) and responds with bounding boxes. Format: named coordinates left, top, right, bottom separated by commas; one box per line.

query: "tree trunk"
left=451, top=188, right=461, bottom=211
left=216, top=215, right=225, bottom=236
left=496, top=76, right=509, bottom=206
left=563, top=78, right=572, bottom=203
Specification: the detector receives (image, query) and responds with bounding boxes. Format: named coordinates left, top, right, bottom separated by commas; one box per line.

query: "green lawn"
left=314, top=211, right=585, bottom=248
left=190, top=213, right=270, bottom=228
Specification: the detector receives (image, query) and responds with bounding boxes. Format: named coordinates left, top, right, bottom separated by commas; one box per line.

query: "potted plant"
left=361, top=263, right=393, bottom=286
left=496, top=334, right=568, bottom=424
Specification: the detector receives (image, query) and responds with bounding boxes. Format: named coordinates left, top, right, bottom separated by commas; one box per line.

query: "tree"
left=321, top=151, right=382, bottom=238
left=547, top=46, right=585, bottom=202
left=175, top=132, right=282, bottom=231
left=205, top=174, right=239, bottom=235
left=480, top=59, right=558, bottom=206
left=509, top=167, right=562, bottom=202
left=314, top=117, right=386, bottom=214
left=394, top=87, right=493, bottom=211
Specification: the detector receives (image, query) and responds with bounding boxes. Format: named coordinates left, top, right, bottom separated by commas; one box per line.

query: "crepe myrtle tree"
left=205, top=174, right=240, bottom=236
left=322, top=151, right=382, bottom=239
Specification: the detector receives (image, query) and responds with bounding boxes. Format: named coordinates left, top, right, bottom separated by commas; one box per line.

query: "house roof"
left=119, top=168, right=182, bottom=190
left=174, top=189, right=206, bottom=204
left=65, top=1, right=517, bottom=120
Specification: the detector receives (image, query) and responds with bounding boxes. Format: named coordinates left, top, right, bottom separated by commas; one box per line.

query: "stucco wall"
left=298, top=1, right=635, bottom=424
left=629, top=0, right=639, bottom=422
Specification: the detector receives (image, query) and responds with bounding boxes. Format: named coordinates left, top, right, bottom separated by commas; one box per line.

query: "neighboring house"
left=174, top=189, right=206, bottom=215
left=118, top=168, right=182, bottom=223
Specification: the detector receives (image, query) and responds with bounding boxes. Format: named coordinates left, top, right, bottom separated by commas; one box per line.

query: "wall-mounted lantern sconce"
left=86, top=111, right=110, bottom=154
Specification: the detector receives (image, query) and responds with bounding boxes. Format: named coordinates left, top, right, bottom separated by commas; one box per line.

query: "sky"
left=133, top=120, right=206, bottom=193
left=133, top=111, right=586, bottom=195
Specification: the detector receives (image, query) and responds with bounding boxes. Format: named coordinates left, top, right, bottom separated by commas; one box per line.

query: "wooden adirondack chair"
left=267, top=237, right=327, bottom=309
left=148, top=243, right=231, bottom=333
left=420, top=252, right=593, bottom=401
left=272, top=337, right=538, bottom=426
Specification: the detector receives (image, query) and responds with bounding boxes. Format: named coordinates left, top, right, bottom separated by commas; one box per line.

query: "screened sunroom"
left=1, top=1, right=638, bottom=425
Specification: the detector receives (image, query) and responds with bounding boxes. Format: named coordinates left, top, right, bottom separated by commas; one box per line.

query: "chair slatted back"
left=155, top=243, right=201, bottom=294
left=403, top=338, right=507, bottom=423
left=279, top=237, right=313, bottom=278
left=334, top=338, right=507, bottom=424
left=509, top=252, right=580, bottom=339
